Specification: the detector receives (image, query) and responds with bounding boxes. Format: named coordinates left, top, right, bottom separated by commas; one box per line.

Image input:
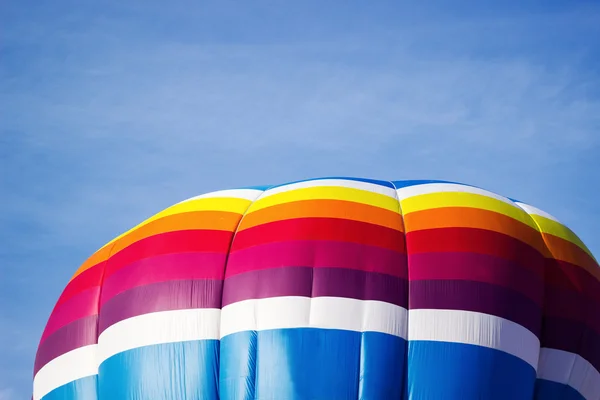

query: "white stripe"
left=408, top=309, right=540, bottom=369
left=260, top=179, right=398, bottom=199
left=395, top=182, right=515, bottom=206
left=515, top=202, right=561, bottom=223
left=97, top=308, right=221, bottom=365
left=220, top=296, right=407, bottom=339
left=179, top=188, right=263, bottom=203
left=537, top=348, right=600, bottom=400
left=33, top=345, right=98, bottom=400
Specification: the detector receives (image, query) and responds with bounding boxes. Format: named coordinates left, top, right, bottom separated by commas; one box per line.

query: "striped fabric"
left=32, top=178, right=600, bottom=400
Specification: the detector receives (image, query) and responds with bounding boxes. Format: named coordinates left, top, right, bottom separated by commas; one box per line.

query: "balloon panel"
left=33, top=178, right=599, bottom=400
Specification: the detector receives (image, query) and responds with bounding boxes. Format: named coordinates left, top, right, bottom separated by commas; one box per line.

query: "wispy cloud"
left=2, top=1, right=599, bottom=397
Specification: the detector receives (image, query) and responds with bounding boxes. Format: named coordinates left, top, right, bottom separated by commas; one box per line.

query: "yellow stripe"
left=98, top=197, right=252, bottom=251
left=530, top=215, right=596, bottom=260
left=248, top=186, right=399, bottom=213
left=400, top=192, right=538, bottom=230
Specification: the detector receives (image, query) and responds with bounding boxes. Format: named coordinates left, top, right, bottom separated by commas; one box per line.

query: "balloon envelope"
left=33, top=178, right=600, bottom=400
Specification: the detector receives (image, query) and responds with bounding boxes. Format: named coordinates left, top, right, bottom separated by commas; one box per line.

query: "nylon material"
left=97, top=308, right=221, bottom=364
left=33, top=177, right=600, bottom=399
left=219, top=331, right=257, bottom=400
left=516, top=202, right=561, bottom=223
left=248, top=186, right=400, bottom=214
left=33, top=345, right=98, bottom=400
left=98, top=340, right=220, bottom=400
left=542, top=318, right=600, bottom=372
left=225, top=240, right=407, bottom=278
left=409, top=279, right=543, bottom=337
left=220, top=296, right=407, bottom=339
left=402, top=192, right=538, bottom=230
left=256, top=178, right=398, bottom=199
left=221, top=266, right=408, bottom=308
left=520, top=202, right=599, bottom=400
left=408, top=251, right=545, bottom=305
left=407, top=341, right=536, bottom=399
left=40, top=287, right=100, bottom=341
left=358, top=332, right=407, bottom=399
left=534, top=380, right=586, bottom=400
left=41, top=376, right=98, bottom=400
left=237, top=199, right=404, bottom=233
left=406, top=228, right=546, bottom=275
left=537, top=348, right=600, bottom=399
left=99, top=252, right=227, bottom=302
left=395, top=182, right=514, bottom=206
left=98, top=279, right=223, bottom=333
left=34, top=315, right=98, bottom=375
left=408, top=309, right=540, bottom=368
left=223, top=329, right=364, bottom=399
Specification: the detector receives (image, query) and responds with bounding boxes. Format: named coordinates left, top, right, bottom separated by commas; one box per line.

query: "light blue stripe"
left=407, top=341, right=536, bottom=400
left=98, top=340, right=219, bottom=400
left=41, top=375, right=97, bottom=400
left=534, top=379, right=585, bottom=400
left=220, top=328, right=407, bottom=400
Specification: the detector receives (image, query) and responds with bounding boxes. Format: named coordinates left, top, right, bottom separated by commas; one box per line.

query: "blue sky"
left=1, top=0, right=599, bottom=398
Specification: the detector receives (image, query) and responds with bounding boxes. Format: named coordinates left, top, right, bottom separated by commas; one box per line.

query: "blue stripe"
left=42, top=375, right=97, bottom=400
left=98, top=340, right=219, bottom=400
left=220, top=328, right=406, bottom=400
left=534, top=379, right=585, bottom=400
left=407, top=341, right=536, bottom=400
left=237, top=185, right=271, bottom=191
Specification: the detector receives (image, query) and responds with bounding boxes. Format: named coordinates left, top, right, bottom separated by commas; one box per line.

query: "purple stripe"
left=98, top=280, right=223, bottom=333
left=543, top=317, right=600, bottom=372
left=34, top=315, right=97, bottom=375
left=408, top=252, right=545, bottom=305
left=409, top=280, right=542, bottom=337
left=222, top=266, right=408, bottom=307
left=227, top=240, right=407, bottom=278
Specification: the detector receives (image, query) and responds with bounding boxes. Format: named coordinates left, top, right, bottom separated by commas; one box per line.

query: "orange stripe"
left=239, top=199, right=404, bottom=232
left=404, top=207, right=548, bottom=256
left=70, top=210, right=242, bottom=280
left=543, top=233, right=600, bottom=281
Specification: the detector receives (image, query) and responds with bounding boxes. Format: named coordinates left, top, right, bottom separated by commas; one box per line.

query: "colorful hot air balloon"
left=32, top=178, right=599, bottom=400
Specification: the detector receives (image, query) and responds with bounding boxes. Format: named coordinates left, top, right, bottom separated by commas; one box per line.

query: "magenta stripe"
left=408, top=252, right=544, bottom=305
left=226, top=240, right=407, bottom=278
left=101, top=252, right=227, bottom=305
left=543, top=317, right=600, bottom=372
left=222, top=266, right=408, bottom=307
left=42, top=287, right=100, bottom=341
left=34, top=315, right=97, bottom=375
left=409, top=280, right=542, bottom=337
left=98, top=279, right=223, bottom=333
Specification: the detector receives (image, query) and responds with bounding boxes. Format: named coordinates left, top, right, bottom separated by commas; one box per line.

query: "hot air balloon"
left=32, top=178, right=599, bottom=399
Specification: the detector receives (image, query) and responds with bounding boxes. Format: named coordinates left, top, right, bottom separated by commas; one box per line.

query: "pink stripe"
left=226, top=240, right=407, bottom=278
left=41, top=287, right=100, bottom=341
left=100, top=252, right=227, bottom=305
left=408, top=252, right=544, bottom=305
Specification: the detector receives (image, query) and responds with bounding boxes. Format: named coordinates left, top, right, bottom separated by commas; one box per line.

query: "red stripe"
left=231, top=218, right=405, bottom=252
left=104, top=230, right=233, bottom=277
left=406, top=227, right=545, bottom=276
left=55, top=263, right=104, bottom=308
